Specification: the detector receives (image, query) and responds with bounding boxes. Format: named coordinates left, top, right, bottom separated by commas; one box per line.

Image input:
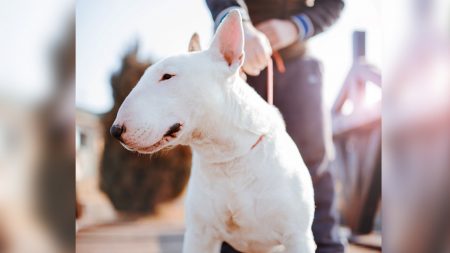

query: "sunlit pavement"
left=76, top=198, right=379, bottom=253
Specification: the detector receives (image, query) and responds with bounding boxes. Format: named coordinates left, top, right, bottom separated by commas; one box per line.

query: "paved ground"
left=76, top=219, right=380, bottom=253
left=77, top=219, right=184, bottom=253
left=76, top=182, right=380, bottom=253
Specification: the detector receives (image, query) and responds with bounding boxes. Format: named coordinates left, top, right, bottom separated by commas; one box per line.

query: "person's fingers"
left=260, top=34, right=273, bottom=58
left=243, top=64, right=260, bottom=76
left=269, top=32, right=281, bottom=48
left=239, top=68, right=247, bottom=80
left=260, top=29, right=281, bottom=50
left=271, top=38, right=282, bottom=51
left=254, top=36, right=271, bottom=68
left=254, top=34, right=273, bottom=72
left=244, top=47, right=257, bottom=67
left=242, top=23, right=274, bottom=76
left=269, top=42, right=281, bottom=51
left=243, top=48, right=261, bottom=76
left=257, top=24, right=276, bottom=45
left=243, top=57, right=261, bottom=75
left=256, top=24, right=270, bottom=34
left=255, top=20, right=273, bottom=33
left=253, top=45, right=268, bottom=70
left=258, top=19, right=296, bottom=51
left=261, top=31, right=277, bottom=47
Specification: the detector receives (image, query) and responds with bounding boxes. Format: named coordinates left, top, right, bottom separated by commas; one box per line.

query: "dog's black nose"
left=110, top=124, right=124, bottom=140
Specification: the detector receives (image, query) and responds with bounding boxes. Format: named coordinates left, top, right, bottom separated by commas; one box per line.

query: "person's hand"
left=242, top=22, right=272, bottom=76
left=256, top=19, right=299, bottom=51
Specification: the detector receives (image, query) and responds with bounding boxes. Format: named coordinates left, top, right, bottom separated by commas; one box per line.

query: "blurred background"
left=0, top=0, right=448, bottom=252
left=0, top=0, right=74, bottom=252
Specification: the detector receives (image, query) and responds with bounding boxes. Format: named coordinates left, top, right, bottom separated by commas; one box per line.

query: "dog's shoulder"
left=230, top=78, right=286, bottom=135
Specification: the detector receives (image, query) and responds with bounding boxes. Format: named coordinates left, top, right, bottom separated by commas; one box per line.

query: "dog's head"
left=111, top=10, right=245, bottom=153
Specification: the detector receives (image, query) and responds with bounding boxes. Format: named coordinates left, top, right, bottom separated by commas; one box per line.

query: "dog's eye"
left=160, top=73, right=175, bottom=81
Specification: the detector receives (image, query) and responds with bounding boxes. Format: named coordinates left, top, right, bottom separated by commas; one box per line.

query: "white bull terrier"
left=111, top=10, right=316, bottom=253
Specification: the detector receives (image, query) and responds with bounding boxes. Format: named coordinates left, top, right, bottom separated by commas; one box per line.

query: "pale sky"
left=0, top=0, right=73, bottom=104
left=76, top=0, right=381, bottom=113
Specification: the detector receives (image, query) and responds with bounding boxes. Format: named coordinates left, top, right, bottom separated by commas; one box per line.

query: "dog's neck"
left=188, top=75, right=282, bottom=164
left=189, top=117, right=261, bottom=164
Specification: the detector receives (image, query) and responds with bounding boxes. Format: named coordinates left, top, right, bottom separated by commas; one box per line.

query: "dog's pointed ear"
left=188, top=33, right=201, bottom=52
left=210, top=10, right=244, bottom=72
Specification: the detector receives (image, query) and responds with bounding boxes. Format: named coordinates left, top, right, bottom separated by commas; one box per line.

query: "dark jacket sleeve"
left=205, top=0, right=250, bottom=27
left=292, top=0, right=344, bottom=40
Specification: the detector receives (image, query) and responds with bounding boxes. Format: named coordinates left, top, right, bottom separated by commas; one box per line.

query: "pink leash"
left=266, top=51, right=285, bottom=105
left=250, top=51, right=285, bottom=150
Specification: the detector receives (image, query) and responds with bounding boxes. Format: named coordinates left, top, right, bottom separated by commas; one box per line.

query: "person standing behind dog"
left=206, top=1, right=345, bottom=252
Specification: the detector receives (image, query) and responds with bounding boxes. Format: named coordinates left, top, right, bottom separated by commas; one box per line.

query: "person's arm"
left=291, top=0, right=345, bottom=40
left=205, top=0, right=251, bottom=29
left=256, top=0, right=344, bottom=51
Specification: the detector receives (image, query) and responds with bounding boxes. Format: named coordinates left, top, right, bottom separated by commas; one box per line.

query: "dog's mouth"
left=163, top=123, right=183, bottom=138
left=121, top=123, right=184, bottom=154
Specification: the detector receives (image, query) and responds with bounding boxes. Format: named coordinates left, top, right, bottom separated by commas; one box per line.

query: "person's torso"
left=246, top=0, right=311, bottom=25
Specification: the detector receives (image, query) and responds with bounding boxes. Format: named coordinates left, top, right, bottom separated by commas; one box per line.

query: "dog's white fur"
left=113, top=10, right=316, bottom=253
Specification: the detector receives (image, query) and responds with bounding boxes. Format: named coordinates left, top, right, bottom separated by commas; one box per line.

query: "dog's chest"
left=190, top=160, right=285, bottom=250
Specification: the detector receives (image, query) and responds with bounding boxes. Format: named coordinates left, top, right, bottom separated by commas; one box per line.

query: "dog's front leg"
left=183, top=229, right=221, bottom=253
left=282, top=232, right=316, bottom=253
